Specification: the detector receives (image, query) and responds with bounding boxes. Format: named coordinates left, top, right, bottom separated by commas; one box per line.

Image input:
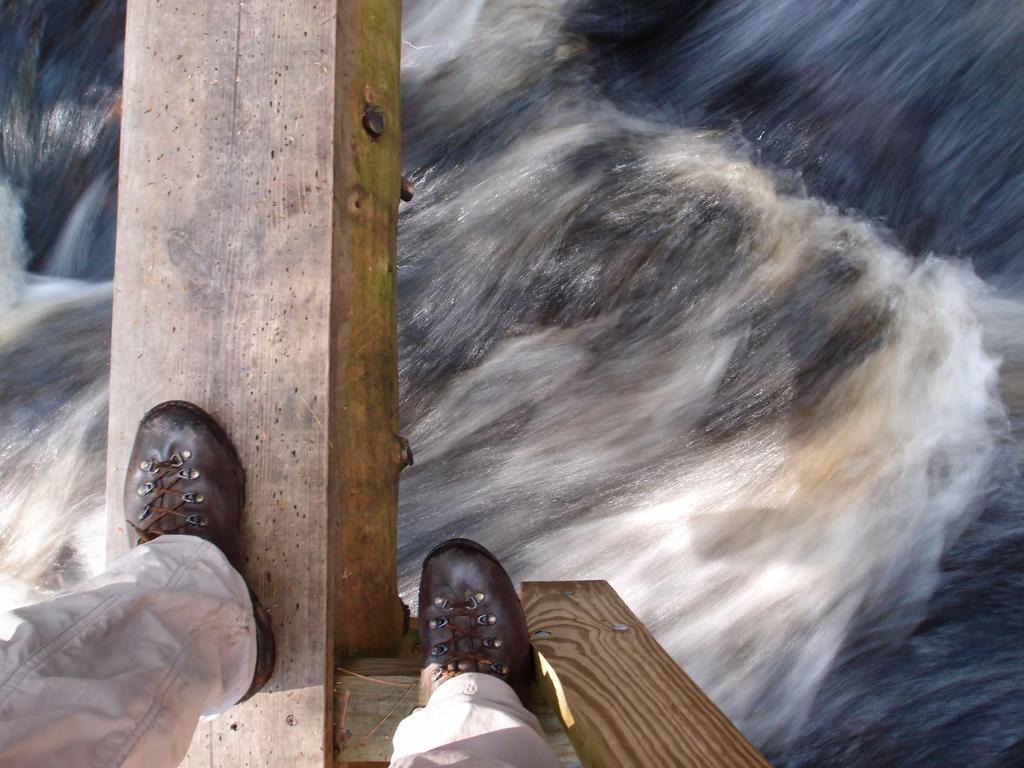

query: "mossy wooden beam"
left=106, top=1, right=404, bottom=765
left=329, top=0, right=406, bottom=660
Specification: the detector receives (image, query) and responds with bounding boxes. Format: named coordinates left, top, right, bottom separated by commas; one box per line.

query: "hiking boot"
left=419, top=538, right=532, bottom=704
left=124, top=400, right=275, bottom=702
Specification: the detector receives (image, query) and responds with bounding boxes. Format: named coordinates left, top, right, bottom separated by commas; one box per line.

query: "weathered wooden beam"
left=105, top=1, right=404, bottom=766
left=522, top=581, right=771, bottom=768
left=329, top=0, right=405, bottom=660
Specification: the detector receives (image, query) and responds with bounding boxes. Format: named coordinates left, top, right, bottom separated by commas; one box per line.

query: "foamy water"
left=393, top=96, right=1010, bottom=748
left=2, top=0, right=1023, bottom=763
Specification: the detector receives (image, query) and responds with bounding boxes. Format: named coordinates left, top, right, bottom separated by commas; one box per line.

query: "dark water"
left=2, top=0, right=1023, bottom=764
left=569, top=0, right=1024, bottom=286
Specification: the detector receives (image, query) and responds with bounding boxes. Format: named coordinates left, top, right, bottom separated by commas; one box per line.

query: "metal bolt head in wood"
left=363, top=104, right=386, bottom=137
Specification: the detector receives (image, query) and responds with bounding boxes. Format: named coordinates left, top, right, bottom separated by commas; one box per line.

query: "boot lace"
left=129, top=451, right=207, bottom=544
left=428, top=592, right=507, bottom=685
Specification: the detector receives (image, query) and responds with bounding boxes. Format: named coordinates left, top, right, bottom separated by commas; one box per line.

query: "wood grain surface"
left=333, top=657, right=579, bottom=766
left=106, top=1, right=403, bottom=765
left=328, top=0, right=406, bottom=659
left=523, top=581, right=771, bottom=768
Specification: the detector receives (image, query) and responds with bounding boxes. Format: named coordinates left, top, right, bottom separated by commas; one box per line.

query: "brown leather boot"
left=418, top=538, right=533, bottom=704
left=124, top=400, right=275, bottom=702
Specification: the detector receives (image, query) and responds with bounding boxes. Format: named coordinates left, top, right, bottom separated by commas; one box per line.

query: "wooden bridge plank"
left=106, top=1, right=403, bottom=765
left=522, top=581, right=771, bottom=768
left=333, top=658, right=579, bottom=766
left=330, top=0, right=406, bottom=659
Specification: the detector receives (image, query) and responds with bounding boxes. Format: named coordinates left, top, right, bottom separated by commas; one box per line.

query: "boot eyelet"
left=434, top=597, right=451, bottom=610
left=476, top=613, right=497, bottom=626
left=168, top=453, right=185, bottom=467
left=489, top=662, right=508, bottom=676
left=186, top=513, right=206, bottom=527
left=475, top=592, right=485, bottom=602
left=430, top=643, right=448, bottom=657
left=183, top=492, right=205, bottom=504
left=181, top=450, right=192, bottom=459
left=483, top=637, right=503, bottom=649
left=139, top=460, right=155, bottom=472
left=178, top=468, right=200, bottom=480
left=430, top=617, right=449, bottom=630
left=138, top=504, right=153, bottom=521
left=137, top=482, right=155, bottom=496
left=465, top=595, right=479, bottom=609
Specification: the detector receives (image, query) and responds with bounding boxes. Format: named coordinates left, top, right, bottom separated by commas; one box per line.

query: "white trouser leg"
left=0, top=536, right=256, bottom=768
left=390, top=673, right=563, bottom=768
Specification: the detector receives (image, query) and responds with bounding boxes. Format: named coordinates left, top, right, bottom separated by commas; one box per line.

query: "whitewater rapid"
left=2, top=0, right=1023, bottom=764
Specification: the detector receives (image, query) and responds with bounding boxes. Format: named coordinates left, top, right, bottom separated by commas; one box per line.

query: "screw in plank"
left=611, top=623, right=630, bottom=632
left=534, top=630, right=553, bottom=638
left=285, top=714, right=297, bottom=727
left=363, top=104, right=386, bottom=138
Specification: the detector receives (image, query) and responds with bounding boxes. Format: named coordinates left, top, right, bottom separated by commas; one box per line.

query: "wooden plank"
left=334, top=658, right=580, bottom=766
left=329, top=0, right=406, bottom=659
left=522, top=581, right=771, bottom=768
left=334, top=662, right=417, bottom=766
left=105, top=1, right=403, bottom=766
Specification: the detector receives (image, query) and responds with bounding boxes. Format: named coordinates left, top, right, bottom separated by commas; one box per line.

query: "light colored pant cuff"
left=0, top=535, right=257, bottom=768
left=390, top=673, right=562, bottom=768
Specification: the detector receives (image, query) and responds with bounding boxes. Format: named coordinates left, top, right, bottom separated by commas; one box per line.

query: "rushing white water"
left=0, top=382, right=108, bottom=614
left=0, top=180, right=112, bottom=611
left=0, top=181, right=27, bottom=310
left=394, top=99, right=1009, bottom=747
left=2, top=0, right=1023, bottom=763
